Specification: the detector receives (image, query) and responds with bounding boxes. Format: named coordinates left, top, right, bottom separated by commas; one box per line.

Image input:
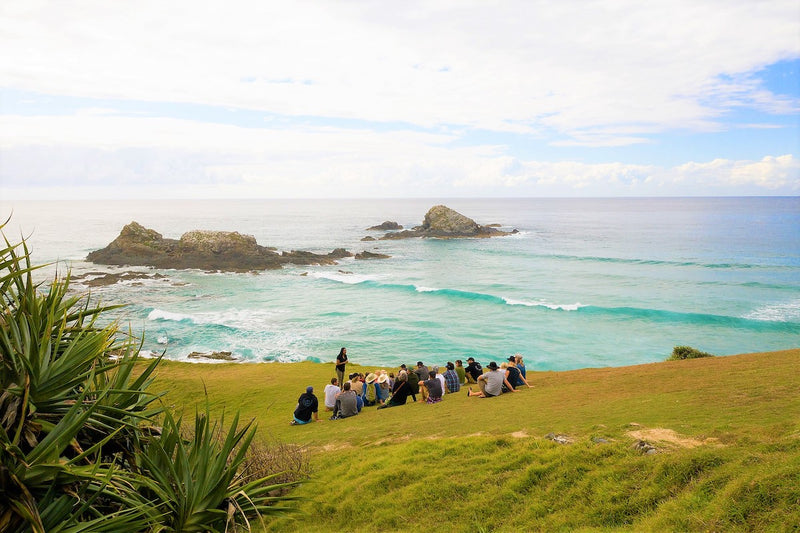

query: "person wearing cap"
left=467, top=361, right=515, bottom=398
left=291, top=386, right=320, bottom=424
left=506, top=356, right=532, bottom=389
left=464, top=357, right=483, bottom=383
left=323, top=377, right=341, bottom=411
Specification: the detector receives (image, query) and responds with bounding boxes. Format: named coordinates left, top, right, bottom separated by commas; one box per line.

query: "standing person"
left=323, top=377, right=340, bottom=411
left=443, top=362, right=461, bottom=393
left=464, top=357, right=483, bottom=384
left=467, top=362, right=515, bottom=398
left=291, top=386, right=320, bottom=425
left=335, top=347, right=348, bottom=387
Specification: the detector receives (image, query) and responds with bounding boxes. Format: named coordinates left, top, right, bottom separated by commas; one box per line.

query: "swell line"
left=313, top=275, right=800, bottom=329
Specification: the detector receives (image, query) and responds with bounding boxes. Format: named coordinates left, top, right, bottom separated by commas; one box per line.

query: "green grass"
left=149, top=349, right=800, bottom=532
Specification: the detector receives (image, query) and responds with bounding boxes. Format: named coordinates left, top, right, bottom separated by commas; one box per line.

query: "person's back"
left=338, top=390, right=359, bottom=418
left=443, top=366, right=460, bottom=393
left=422, top=371, right=443, bottom=403
left=390, top=379, right=410, bottom=405
left=407, top=368, right=420, bottom=394
left=323, top=379, right=340, bottom=410
left=455, top=360, right=466, bottom=384
left=484, top=369, right=505, bottom=396
left=506, top=365, right=522, bottom=388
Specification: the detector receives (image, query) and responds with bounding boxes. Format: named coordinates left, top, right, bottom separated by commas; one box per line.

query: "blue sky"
left=1, top=1, right=798, bottom=199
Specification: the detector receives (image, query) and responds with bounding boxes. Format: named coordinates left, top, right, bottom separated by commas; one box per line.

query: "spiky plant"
left=0, top=224, right=302, bottom=532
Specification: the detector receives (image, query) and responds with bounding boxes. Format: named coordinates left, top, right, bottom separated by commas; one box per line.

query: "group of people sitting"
left=291, top=354, right=532, bottom=425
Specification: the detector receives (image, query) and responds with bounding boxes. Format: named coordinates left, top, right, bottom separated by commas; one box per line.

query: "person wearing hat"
left=376, top=371, right=391, bottom=404
left=377, top=370, right=412, bottom=409
left=506, top=356, right=532, bottom=389
left=364, top=373, right=378, bottom=406
left=291, top=386, right=320, bottom=425
left=467, top=361, right=516, bottom=398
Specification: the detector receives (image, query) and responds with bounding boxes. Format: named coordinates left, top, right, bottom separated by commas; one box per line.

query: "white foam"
left=157, top=335, right=169, bottom=345
left=415, top=286, right=439, bottom=293
left=147, top=308, right=284, bottom=330
left=503, top=297, right=584, bottom=311
left=743, top=300, right=800, bottom=322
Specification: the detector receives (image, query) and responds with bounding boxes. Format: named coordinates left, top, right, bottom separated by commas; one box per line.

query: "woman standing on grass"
left=335, top=347, right=348, bottom=386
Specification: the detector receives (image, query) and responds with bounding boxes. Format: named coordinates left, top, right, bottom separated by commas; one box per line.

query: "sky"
left=1, top=0, right=799, bottom=200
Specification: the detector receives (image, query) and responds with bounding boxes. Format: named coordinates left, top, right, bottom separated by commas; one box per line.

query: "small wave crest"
left=147, top=308, right=283, bottom=331
left=503, top=297, right=584, bottom=311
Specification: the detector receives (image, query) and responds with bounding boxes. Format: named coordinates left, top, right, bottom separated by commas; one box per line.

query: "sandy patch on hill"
left=628, top=427, right=720, bottom=448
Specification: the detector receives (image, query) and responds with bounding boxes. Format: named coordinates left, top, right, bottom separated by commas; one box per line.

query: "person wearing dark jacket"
left=464, top=357, right=483, bottom=383
left=291, top=386, right=320, bottom=425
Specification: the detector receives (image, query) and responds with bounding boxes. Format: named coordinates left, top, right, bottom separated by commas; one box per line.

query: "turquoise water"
left=3, top=197, right=799, bottom=370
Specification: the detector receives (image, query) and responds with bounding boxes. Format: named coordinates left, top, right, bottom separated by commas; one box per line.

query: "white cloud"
left=1, top=0, right=798, bottom=144
left=1, top=113, right=796, bottom=199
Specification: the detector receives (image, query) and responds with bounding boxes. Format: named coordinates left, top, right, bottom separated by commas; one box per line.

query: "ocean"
left=2, top=197, right=799, bottom=371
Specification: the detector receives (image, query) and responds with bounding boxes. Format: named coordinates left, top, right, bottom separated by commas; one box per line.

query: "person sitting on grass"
left=443, top=362, right=461, bottom=393
left=377, top=370, right=412, bottom=409
left=506, top=356, right=533, bottom=389
left=419, top=370, right=443, bottom=404
left=514, top=353, right=527, bottom=379
left=467, top=362, right=515, bottom=398
left=323, top=377, right=340, bottom=411
left=331, top=381, right=359, bottom=419
left=364, top=373, right=378, bottom=407
left=432, top=365, right=446, bottom=396
left=464, top=357, right=483, bottom=384
left=454, top=359, right=467, bottom=385
left=403, top=364, right=420, bottom=402
left=291, top=386, right=320, bottom=424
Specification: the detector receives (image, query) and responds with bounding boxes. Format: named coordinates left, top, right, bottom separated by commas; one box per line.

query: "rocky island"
left=371, top=205, right=517, bottom=240
left=87, top=222, right=363, bottom=272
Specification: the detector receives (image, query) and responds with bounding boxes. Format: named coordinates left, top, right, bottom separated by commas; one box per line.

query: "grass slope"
left=150, top=349, right=800, bottom=532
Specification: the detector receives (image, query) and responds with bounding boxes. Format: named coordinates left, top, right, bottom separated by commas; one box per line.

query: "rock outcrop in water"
left=87, top=222, right=358, bottom=272
left=375, top=205, right=517, bottom=240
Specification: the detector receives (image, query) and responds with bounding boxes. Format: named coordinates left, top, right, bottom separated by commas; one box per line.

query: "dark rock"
left=360, top=236, right=376, bottom=241
left=71, top=270, right=169, bottom=287
left=367, top=221, right=403, bottom=231
left=355, top=250, right=391, bottom=260
left=379, top=205, right=516, bottom=240
left=88, top=222, right=352, bottom=272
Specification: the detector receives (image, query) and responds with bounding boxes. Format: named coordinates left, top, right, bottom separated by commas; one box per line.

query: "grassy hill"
left=150, top=349, right=800, bottom=532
